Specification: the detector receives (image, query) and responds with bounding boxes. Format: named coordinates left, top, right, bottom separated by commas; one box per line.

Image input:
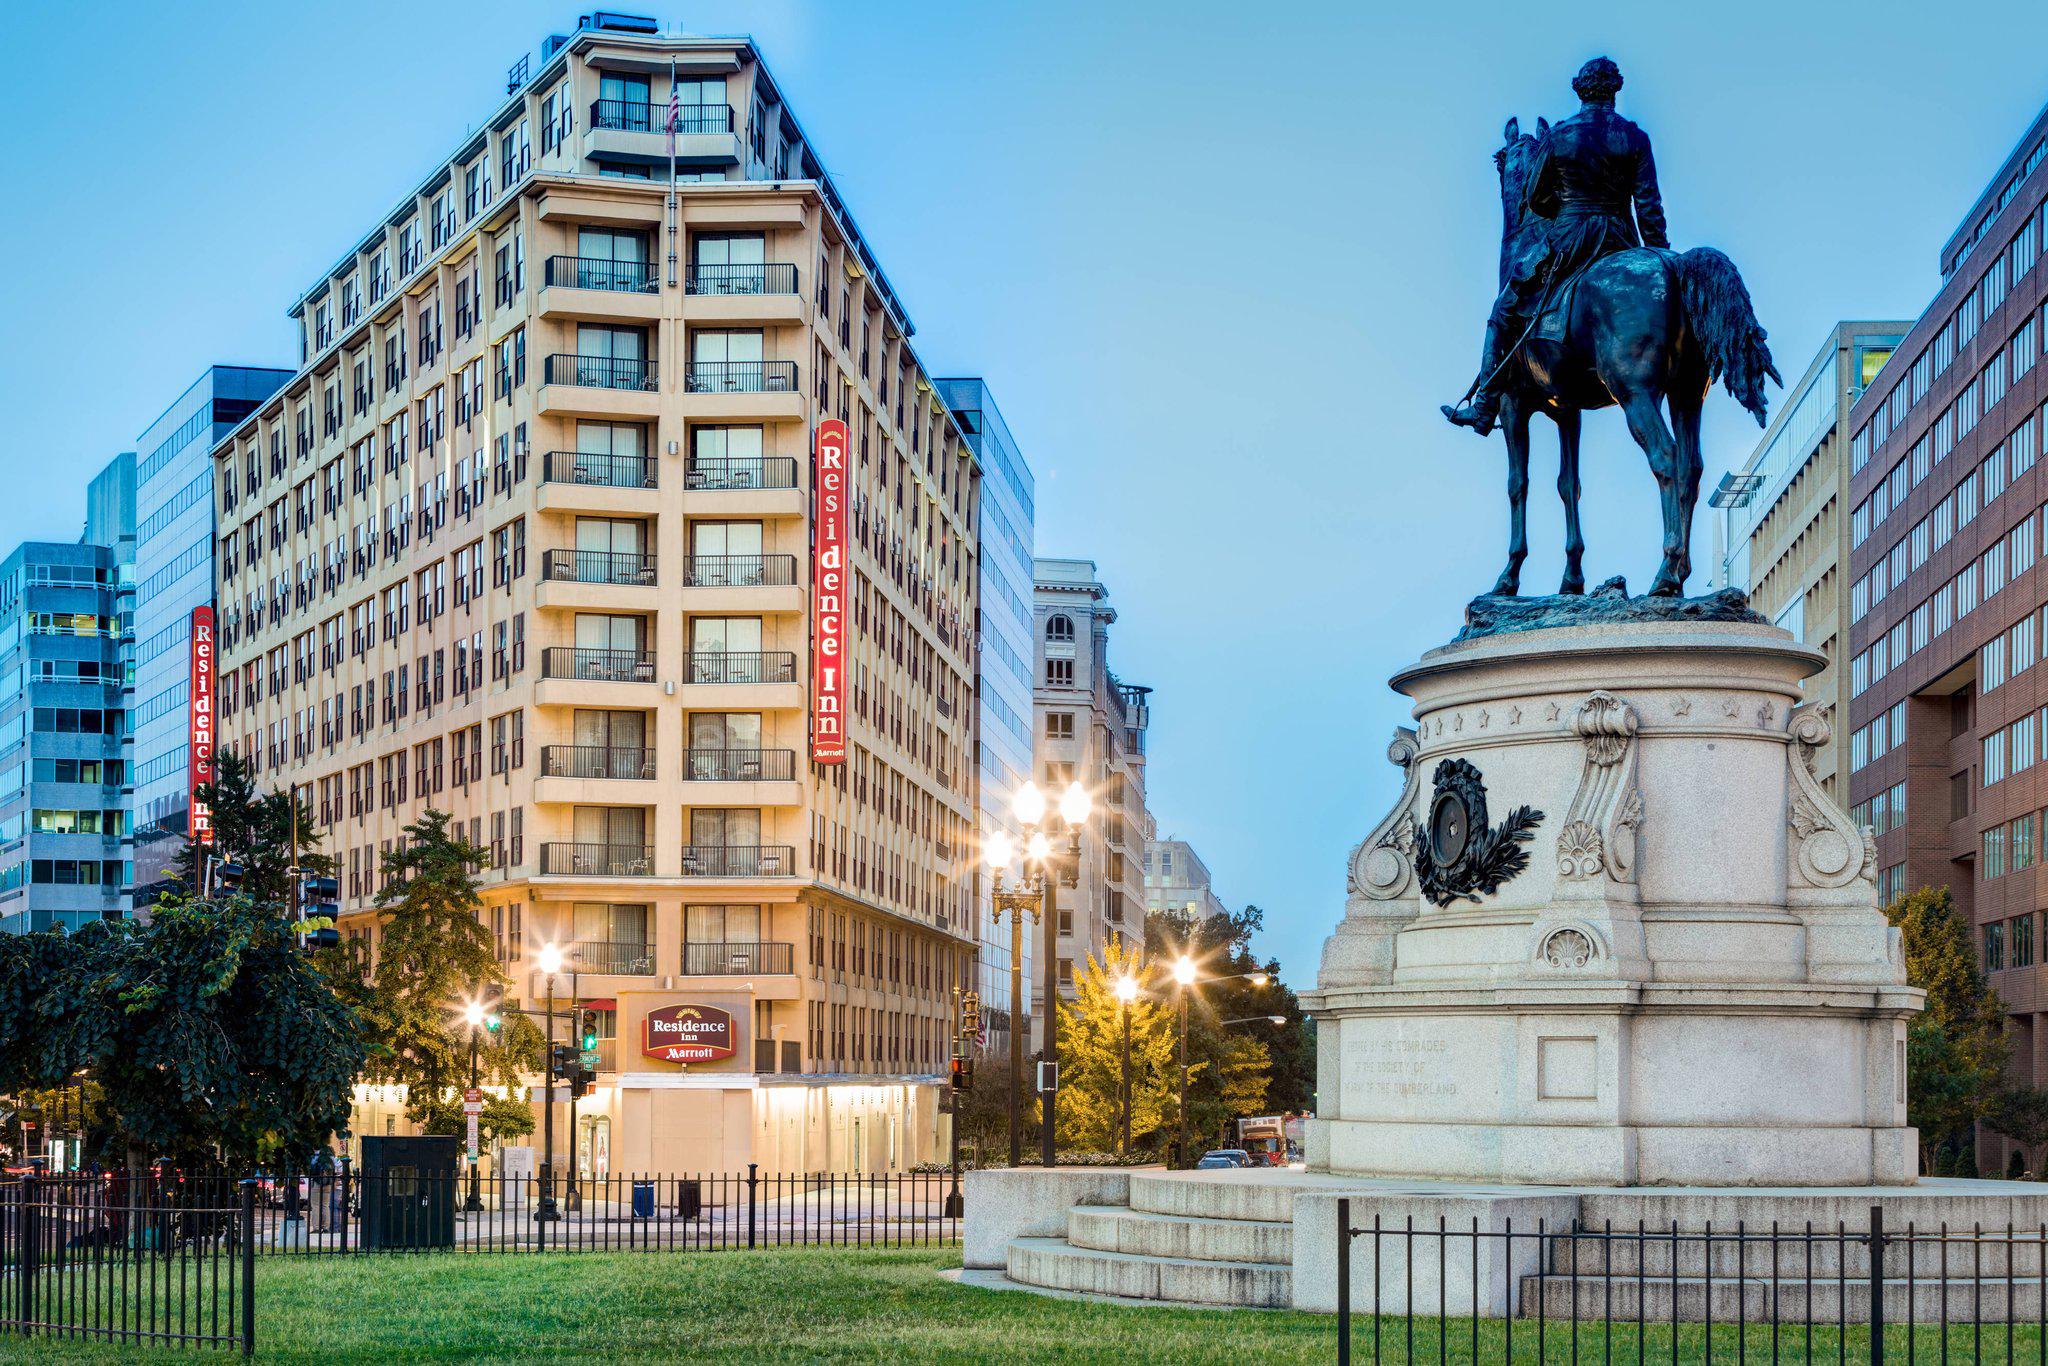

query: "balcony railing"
left=683, top=651, right=797, bottom=685
left=545, top=255, right=658, bottom=294
left=590, top=99, right=733, bottom=134
left=575, top=939, right=657, bottom=974
left=544, top=354, right=657, bottom=391
left=539, top=843, right=655, bottom=876
left=684, top=748, right=797, bottom=782
left=681, top=941, right=794, bottom=975
left=541, top=745, right=657, bottom=780
left=542, top=549, right=657, bottom=585
left=679, top=845, right=795, bottom=877
left=685, top=263, right=799, bottom=296
left=543, top=451, right=657, bottom=489
left=684, top=456, right=800, bottom=491
left=683, top=554, right=798, bottom=588
left=684, top=361, right=797, bottom=394
left=541, top=647, right=656, bottom=683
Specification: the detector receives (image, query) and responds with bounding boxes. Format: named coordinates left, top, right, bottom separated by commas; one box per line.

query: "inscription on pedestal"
left=1355, top=1037, right=1460, bottom=1100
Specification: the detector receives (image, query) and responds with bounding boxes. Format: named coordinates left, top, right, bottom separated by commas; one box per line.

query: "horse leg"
left=1617, top=390, right=1687, bottom=596
left=1493, top=400, right=1531, bottom=596
left=1668, top=392, right=1706, bottom=588
left=1555, top=408, right=1585, bottom=594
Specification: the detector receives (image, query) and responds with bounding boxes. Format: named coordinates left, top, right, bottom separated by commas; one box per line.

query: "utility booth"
left=359, top=1135, right=458, bottom=1250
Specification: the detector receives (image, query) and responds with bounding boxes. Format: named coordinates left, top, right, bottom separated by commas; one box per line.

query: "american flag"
left=665, top=83, right=680, bottom=135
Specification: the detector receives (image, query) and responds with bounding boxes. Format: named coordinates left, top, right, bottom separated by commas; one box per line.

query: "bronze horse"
left=1487, top=117, right=1780, bottom=598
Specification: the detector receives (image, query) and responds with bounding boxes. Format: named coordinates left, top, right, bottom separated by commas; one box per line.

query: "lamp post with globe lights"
left=460, top=999, right=500, bottom=1211
left=983, top=778, right=1091, bottom=1167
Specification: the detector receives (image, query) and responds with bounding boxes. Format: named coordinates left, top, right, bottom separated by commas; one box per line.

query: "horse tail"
left=1675, top=247, right=1781, bottom=426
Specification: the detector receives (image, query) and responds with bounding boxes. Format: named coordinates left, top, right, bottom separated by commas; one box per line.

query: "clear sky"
left=4, top=0, right=2047, bottom=985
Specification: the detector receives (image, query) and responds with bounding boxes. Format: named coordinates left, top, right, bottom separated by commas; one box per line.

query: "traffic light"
left=570, top=1060, right=596, bottom=1099
left=959, top=990, right=981, bottom=1043
left=211, top=860, right=245, bottom=895
left=578, top=1010, right=599, bottom=1052
left=949, top=1054, right=973, bottom=1092
left=548, top=1042, right=579, bottom=1081
left=296, top=873, right=341, bottom=950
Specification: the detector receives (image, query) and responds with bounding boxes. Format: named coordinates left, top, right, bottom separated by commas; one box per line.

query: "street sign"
left=465, top=1113, right=478, bottom=1163
left=579, top=1047, right=602, bottom=1070
left=462, top=1087, right=483, bottom=1116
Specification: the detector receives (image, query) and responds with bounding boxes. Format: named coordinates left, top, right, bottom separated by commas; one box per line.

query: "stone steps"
left=1006, top=1235, right=1294, bottom=1308
left=1067, top=1205, right=1294, bottom=1264
left=1128, top=1172, right=1303, bottom=1224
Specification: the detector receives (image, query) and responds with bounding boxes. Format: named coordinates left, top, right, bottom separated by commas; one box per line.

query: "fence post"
left=747, top=1163, right=758, bottom=1250
left=16, top=1174, right=37, bottom=1340
left=1337, top=1197, right=1351, bottom=1366
left=338, top=1156, right=351, bottom=1256
left=1868, top=1204, right=1885, bottom=1366
left=241, top=1180, right=258, bottom=1358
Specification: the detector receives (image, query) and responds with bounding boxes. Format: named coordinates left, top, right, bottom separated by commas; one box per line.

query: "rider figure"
left=1443, top=56, right=1669, bottom=436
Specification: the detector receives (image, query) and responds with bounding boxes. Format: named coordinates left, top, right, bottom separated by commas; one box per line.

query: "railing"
left=0, top=1175, right=255, bottom=1351
left=683, top=748, right=797, bottom=781
left=542, top=549, right=657, bottom=585
left=685, top=263, right=799, bottom=296
left=684, top=361, right=798, bottom=394
left=683, top=651, right=798, bottom=685
left=683, top=554, right=799, bottom=588
left=574, top=939, right=656, bottom=975
left=540, top=647, right=656, bottom=683
left=590, top=99, right=734, bottom=135
left=681, top=941, right=795, bottom=975
left=540, top=745, right=656, bottom=780
left=545, top=255, right=658, bottom=294
left=544, top=354, right=657, bottom=391
left=1333, top=1200, right=2048, bottom=1363
left=539, top=843, right=654, bottom=877
left=542, top=450, right=657, bottom=489
left=679, top=845, right=795, bottom=877
left=685, top=456, right=800, bottom=490
left=4, top=1168, right=960, bottom=1259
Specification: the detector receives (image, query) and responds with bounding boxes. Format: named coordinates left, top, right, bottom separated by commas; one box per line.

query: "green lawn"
left=0, top=1249, right=2038, bottom=1362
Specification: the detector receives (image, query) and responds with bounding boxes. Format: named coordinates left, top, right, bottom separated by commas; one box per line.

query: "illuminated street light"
left=1058, top=781, right=1092, bottom=826
left=1012, top=780, right=1047, bottom=826
left=537, top=942, right=564, bottom=976
left=983, top=831, right=1016, bottom=870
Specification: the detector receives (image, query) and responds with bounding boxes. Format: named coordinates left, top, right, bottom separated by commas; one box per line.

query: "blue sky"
left=3, top=1, right=2046, bottom=983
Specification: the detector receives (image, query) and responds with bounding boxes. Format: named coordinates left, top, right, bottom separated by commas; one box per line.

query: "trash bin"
left=631, top=1180, right=656, bottom=1218
left=677, top=1179, right=702, bottom=1220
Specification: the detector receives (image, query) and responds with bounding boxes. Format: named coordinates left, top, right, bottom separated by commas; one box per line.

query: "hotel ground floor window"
left=685, top=903, right=762, bottom=944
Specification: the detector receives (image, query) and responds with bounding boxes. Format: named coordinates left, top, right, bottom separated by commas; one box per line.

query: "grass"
left=0, top=1249, right=2041, bottom=1362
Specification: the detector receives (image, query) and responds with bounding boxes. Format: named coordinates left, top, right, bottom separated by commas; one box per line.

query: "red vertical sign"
left=811, top=418, right=849, bottom=765
left=188, top=606, right=216, bottom=845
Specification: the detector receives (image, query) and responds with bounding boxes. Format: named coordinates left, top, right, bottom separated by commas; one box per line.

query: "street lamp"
left=985, top=778, right=1090, bottom=1168
left=536, top=942, right=563, bottom=1222
left=1113, top=974, right=1139, bottom=1160
left=1173, top=954, right=1196, bottom=1169
left=1221, top=1015, right=1289, bottom=1027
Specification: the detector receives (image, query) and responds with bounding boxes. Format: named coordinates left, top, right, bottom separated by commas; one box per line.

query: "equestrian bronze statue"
left=1443, top=57, right=1780, bottom=599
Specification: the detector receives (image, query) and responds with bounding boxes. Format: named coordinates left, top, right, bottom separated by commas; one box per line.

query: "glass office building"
left=0, top=454, right=136, bottom=932
left=937, top=377, right=1037, bottom=1060
left=129, top=366, right=290, bottom=906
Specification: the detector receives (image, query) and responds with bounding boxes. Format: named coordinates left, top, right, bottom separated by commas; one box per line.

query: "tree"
left=1884, top=886, right=2010, bottom=1167
left=170, top=750, right=334, bottom=906
left=0, top=893, right=363, bottom=1171
left=350, top=810, right=541, bottom=1125
left=419, top=1092, right=536, bottom=1147
left=1053, top=939, right=1178, bottom=1154
left=1988, top=1088, right=2048, bottom=1178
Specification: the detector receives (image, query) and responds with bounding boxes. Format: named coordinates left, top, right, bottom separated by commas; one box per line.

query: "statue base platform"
left=1307, top=618, right=1918, bottom=1189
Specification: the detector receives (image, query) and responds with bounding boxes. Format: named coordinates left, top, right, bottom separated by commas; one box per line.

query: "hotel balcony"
left=682, top=361, right=803, bottom=423
left=681, top=747, right=802, bottom=806
left=680, top=941, right=795, bottom=975
left=538, top=256, right=662, bottom=323
left=582, top=100, right=740, bottom=166
left=539, top=842, right=655, bottom=877
left=536, top=646, right=657, bottom=708
left=684, top=263, right=803, bottom=325
left=681, top=650, right=802, bottom=710
left=536, top=451, right=658, bottom=517
left=538, top=354, right=659, bottom=421
left=535, top=744, right=659, bottom=807
left=681, top=553, right=801, bottom=614
left=680, top=844, right=796, bottom=878
left=536, top=549, right=659, bottom=612
left=683, top=456, right=804, bottom=519
left=574, top=939, right=657, bottom=976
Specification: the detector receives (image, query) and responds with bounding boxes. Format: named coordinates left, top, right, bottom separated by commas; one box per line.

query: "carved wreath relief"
left=1412, top=758, right=1544, bottom=906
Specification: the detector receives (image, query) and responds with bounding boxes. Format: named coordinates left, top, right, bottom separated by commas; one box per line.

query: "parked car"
left=1195, top=1149, right=1254, bottom=1170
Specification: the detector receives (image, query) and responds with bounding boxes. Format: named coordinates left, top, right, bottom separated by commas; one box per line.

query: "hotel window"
left=2014, top=814, right=2039, bottom=872
left=1985, top=824, right=2009, bottom=879
left=1986, top=919, right=2007, bottom=971
left=2017, top=914, right=2038, bottom=969
left=1045, top=712, right=1074, bottom=741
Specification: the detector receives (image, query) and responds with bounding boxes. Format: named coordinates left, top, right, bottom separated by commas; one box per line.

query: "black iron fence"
left=686, top=456, right=799, bottom=490
left=590, top=99, right=733, bottom=134
left=684, top=553, right=800, bottom=588
left=541, top=548, right=657, bottom=585
left=684, top=360, right=798, bottom=394
left=684, top=747, right=797, bottom=781
left=684, top=650, right=797, bottom=685
left=1, top=1175, right=254, bottom=1355
left=543, top=450, right=657, bottom=489
left=545, top=255, right=657, bottom=293
left=540, top=646, right=656, bottom=683
left=540, top=744, right=656, bottom=780
left=685, top=263, right=799, bottom=296
left=1337, top=1201, right=2048, bottom=1363
left=544, top=353, right=657, bottom=391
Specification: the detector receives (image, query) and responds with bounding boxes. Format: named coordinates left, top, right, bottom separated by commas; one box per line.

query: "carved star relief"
left=1544, top=702, right=1561, bottom=722
left=1507, top=705, right=1522, bottom=725
left=1453, top=713, right=1465, bottom=732
left=1477, top=709, right=1490, bottom=729
left=1757, top=702, right=1773, bottom=727
left=1672, top=696, right=1692, bottom=717
left=1721, top=698, right=1741, bottom=719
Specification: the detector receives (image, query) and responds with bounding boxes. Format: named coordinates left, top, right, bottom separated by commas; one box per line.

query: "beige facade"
left=1144, top=836, right=1227, bottom=921
left=1712, top=321, right=1909, bottom=802
left=211, top=27, right=982, bottom=1174
left=1031, top=558, right=1152, bottom=1026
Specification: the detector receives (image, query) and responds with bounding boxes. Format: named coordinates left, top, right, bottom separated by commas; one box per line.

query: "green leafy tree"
left=418, top=1092, right=537, bottom=1147
left=1884, top=885, right=2010, bottom=1168
left=353, top=810, right=541, bottom=1124
left=170, top=750, right=334, bottom=906
left=1988, top=1088, right=2048, bottom=1178
left=1053, top=939, right=1178, bottom=1154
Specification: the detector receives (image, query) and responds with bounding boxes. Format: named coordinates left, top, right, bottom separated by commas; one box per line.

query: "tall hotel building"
left=211, top=17, right=983, bottom=1173
left=936, top=378, right=1036, bottom=1059
left=1847, top=100, right=2048, bottom=1166
left=132, top=366, right=290, bottom=906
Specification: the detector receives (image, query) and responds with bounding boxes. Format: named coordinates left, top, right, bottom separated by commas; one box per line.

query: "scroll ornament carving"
left=1785, top=705, right=1875, bottom=888
left=1348, top=728, right=1422, bottom=899
left=1556, top=691, right=1642, bottom=884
